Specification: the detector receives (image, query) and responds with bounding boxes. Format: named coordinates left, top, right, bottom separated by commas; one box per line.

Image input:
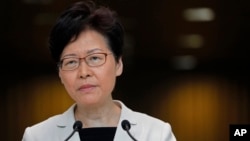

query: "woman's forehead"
left=61, top=30, right=110, bottom=56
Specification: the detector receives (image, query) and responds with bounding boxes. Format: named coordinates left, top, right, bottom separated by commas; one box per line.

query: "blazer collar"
left=57, top=103, right=76, bottom=127
left=56, top=104, right=79, bottom=141
left=56, top=101, right=137, bottom=126
left=55, top=101, right=140, bottom=141
left=114, top=100, right=141, bottom=141
left=114, top=100, right=137, bottom=125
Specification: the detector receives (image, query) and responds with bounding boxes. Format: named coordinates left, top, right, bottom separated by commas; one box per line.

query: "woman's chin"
left=78, top=97, right=101, bottom=107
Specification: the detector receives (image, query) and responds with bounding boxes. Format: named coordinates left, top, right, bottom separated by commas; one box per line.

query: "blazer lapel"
left=55, top=101, right=142, bottom=141
left=114, top=101, right=142, bottom=141
left=56, top=104, right=81, bottom=141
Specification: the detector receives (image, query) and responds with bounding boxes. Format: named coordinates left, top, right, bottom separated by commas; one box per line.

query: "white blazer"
left=22, top=101, right=176, bottom=141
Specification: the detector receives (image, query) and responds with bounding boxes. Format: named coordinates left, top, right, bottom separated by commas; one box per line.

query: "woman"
left=22, top=1, right=176, bottom=141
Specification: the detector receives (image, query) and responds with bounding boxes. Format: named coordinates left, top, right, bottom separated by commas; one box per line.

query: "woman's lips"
left=78, top=84, right=96, bottom=93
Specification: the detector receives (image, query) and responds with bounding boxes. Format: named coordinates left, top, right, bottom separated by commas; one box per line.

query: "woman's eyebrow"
left=61, top=54, right=77, bottom=59
left=86, top=48, right=104, bottom=54
left=61, top=48, right=105, bottom=59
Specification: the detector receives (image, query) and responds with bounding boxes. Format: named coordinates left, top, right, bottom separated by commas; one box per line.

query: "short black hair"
left=49, top=0, right=124, bottom=63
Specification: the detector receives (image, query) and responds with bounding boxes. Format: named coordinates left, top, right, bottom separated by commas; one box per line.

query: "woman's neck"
left=74, top=100, right=121, bottom=128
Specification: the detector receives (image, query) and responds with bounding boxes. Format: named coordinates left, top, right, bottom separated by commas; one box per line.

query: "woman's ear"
left=116, top=58, right=123, bottom=76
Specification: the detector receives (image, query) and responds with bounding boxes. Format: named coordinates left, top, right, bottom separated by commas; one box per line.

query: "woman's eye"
left=90, top=56, right=101, bottom=61
left=64, top=59, right=78, bottom=66
left=89, top=55, right=103, bottom=62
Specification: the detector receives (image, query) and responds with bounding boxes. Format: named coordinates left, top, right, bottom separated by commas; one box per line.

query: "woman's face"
left=59, top=29, right=123, bottom=107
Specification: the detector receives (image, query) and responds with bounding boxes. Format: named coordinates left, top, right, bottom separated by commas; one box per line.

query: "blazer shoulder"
left=22, top=104, right=76, bottom=141
left=26, top=114, right=62, bottom=134
left=22, top=114, right=63, bottom=141
left=130, top=111, right=176, bottom=140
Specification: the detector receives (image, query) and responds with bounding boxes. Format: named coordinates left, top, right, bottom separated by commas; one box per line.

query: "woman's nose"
left=77, top=61, right=92, bottom=79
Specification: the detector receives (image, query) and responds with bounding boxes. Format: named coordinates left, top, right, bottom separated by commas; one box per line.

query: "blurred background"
left=1, top=0, right=250, bottom=140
